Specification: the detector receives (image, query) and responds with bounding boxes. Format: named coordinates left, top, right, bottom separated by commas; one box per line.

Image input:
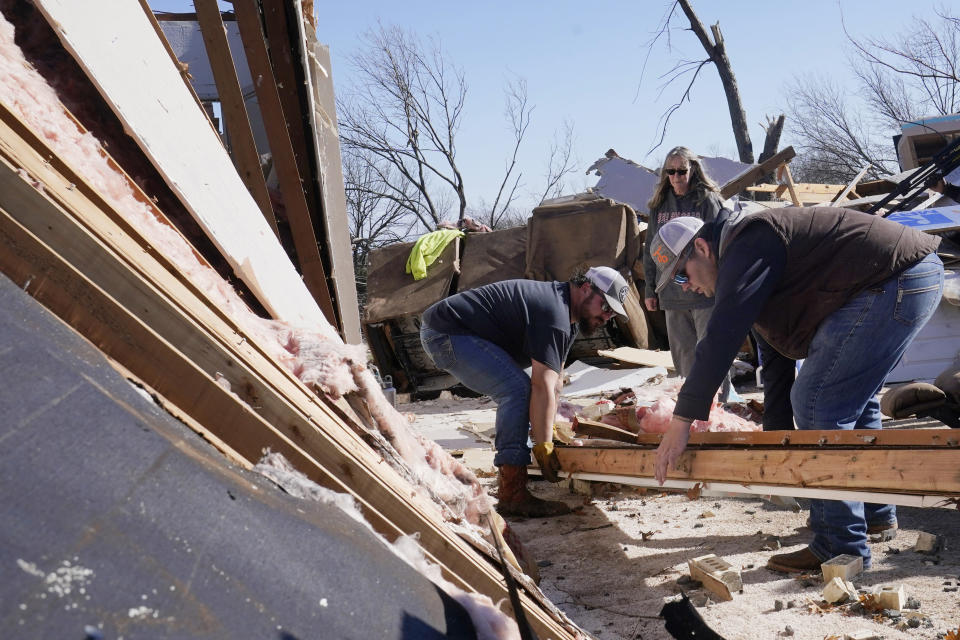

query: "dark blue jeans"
left=792, top=253, right=943, bottom=566
left=420, top=326, right=533, bottom=466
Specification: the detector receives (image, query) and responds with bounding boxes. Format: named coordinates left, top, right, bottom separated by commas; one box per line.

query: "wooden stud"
left=720, top=146, right=796, bottom=199
left=555, top=445, right=960, bottom=494
left=232, top=0, right=339, bottom=329
left=194, top=0, right=279, bottom=237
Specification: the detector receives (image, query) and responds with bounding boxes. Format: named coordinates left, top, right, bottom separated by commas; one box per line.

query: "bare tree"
left=486, top=76, right=532, bottom=229
left=337, top=25, right=468, bottom=230
left=786, top=8, right=960, bottom=182
left=645, top=0, right=779, bottom=164
left=538, top=119, right=577, bottom=204
left=786, top=75, right=899, bottom=182
left=342, top=149, right=416, bottom=303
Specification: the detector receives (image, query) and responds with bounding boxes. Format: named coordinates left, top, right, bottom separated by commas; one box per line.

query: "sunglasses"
left=591, top=286, right=613, bottom=314
left=672, top=245, right=694, bottom=285
left=665, top=168, right=688, bottom=176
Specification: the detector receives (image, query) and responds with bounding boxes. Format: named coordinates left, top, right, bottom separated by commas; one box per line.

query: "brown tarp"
left=364, top=237, right=460, bottom=324
left=524, top=197, right=640, bottom=281
left=456, top=226, right=527, bottom=291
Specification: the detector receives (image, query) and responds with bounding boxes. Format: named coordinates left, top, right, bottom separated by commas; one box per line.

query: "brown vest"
left=718, top=207, right=941, bottom=359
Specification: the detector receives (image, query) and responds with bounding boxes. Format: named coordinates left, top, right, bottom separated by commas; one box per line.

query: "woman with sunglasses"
left=642, top=146, right=730, bottom=391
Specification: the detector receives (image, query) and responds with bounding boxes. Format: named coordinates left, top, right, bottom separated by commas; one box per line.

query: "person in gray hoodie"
left=643, top=147, right=727, bottom=382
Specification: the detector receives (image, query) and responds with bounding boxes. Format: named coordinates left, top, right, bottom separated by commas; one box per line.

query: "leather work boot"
left=496, top=464, right=571, bottom=518
left=766, top=547, right=823, bottom=573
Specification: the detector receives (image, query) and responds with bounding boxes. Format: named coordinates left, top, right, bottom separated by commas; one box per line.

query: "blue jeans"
left=791, top=253, right=943, bottom=566
left=420, top=326, right=533, bottom=466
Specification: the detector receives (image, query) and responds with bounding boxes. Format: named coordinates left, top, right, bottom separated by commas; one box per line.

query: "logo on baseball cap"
left=584, top=266, right=629, bottom=317
left=650, top=217, right=703, bottom=293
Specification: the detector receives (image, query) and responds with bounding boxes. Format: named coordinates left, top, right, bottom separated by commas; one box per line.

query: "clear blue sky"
left=152, top=1, right=947, bottom=215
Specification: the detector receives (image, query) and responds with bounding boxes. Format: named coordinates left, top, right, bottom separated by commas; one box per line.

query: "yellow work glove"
left=532, top=441, right=563, bottom=483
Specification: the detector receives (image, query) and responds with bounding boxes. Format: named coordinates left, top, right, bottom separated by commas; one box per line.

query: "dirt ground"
left=400, top=390, right=960, bottom=640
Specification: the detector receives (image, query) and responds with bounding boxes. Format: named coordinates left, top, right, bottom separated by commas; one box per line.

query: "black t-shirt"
left=422, top=279, right=578, bottom=372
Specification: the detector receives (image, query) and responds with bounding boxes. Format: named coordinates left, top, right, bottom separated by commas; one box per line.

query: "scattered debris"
left=688, top=554, right=742, bottom=602
left=823, top=577, right=857, bottom=604
left=874, top=583, right=906, bottom=611
left=914, top=531, right=941, bottom=553
left=821, top=554, right=863, bottom=582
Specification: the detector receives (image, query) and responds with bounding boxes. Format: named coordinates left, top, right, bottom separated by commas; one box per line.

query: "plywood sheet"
left=34, top=0, right=330, bottom=331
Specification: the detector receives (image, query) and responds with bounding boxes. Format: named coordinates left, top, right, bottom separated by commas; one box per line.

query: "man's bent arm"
left=529, top=359, right=560, bottom=445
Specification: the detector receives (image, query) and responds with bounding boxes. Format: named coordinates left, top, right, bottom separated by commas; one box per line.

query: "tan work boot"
left=766, top=547, right=823, bottom=573
left=496, top=464, right=571, bottom=518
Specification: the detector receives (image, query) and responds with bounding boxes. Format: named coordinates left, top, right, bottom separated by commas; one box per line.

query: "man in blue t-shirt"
left=420, top=266, right=630, bottom=517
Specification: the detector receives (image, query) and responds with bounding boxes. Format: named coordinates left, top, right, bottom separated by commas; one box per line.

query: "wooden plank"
left=574, top=418, right=960, bottom=447
left=232, top=0, right=338, bottom=329
left=304, top=41, right=363, bottom=344
left=776, top=163, right=801, bottom=206
left=33, top=0, right=327, bottom=329
left=555, top=446, right=960, bottom=494
left=194, top=0, right=279, bottom=237
left=137, top=0, right=219, bottom=138
left=830, top=164, right=871, bottom=204
left=720, top=146, right=796, bottom=199
left=0, top=119, right=575, bottom=640
left=747, top=183, right=845, bottom=195
left=596, top=346, right=675, bottom=370
left=533, top=469, right=960, bottom=509
left=573, top=419, right=638, bottom=443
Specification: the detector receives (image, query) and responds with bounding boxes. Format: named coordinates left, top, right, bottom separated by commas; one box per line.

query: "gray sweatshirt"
left=642, top=189, right=723, bottom=310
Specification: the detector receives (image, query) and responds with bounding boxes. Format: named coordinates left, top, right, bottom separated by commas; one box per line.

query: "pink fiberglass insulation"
left=627, top=379, right=761, bottom=434
left=0, top=11, right=490, bottom=527
left=255, top=452, right=527, bottom=640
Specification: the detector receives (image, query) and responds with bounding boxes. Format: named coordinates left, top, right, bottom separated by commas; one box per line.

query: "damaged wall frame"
left=0, top=103, right=580, bottom=637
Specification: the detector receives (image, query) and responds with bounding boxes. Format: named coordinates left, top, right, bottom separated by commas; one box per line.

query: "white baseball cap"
left=584, top=266, right=629, bottom=317
left=650, top=217, right=704, bottom=293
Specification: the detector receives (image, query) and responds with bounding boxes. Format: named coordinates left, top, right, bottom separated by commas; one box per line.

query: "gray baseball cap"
left=650, top=217, right=704, bottom=293
left=584, top=266, right=629, bottom=317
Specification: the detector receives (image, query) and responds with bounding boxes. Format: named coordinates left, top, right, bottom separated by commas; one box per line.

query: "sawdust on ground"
left=400, top=393, right=960, bottom=640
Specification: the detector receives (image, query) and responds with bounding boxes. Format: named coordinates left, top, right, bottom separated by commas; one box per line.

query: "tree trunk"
left=677, top=0, right=754, bottom=164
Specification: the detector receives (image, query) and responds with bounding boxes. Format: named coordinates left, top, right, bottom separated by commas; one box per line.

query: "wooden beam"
left=747, top=183, right=845, bottom=195
left=776, top=163, right=801, bottom=206
left=232, top=0, right=338, bottom=328
left=194, top=0, right=279, bottom=237
left=574, top=418, right=960, bottom=447
left=0, top=113, right=575, bottom=640
left=830, top=163, right=871, bottom=204
left=720, top=146, right=796, bottom=199
left=304, top=41, right=363, bottom=345
left=554, top=445, right=960, bottom=494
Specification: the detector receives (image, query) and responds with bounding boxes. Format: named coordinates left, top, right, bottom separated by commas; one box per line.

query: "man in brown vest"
left=649, top=207, right=943, bottom=572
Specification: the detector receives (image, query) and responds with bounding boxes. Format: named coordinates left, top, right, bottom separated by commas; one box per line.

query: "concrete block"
left=688, top=554, right=742, bottom=601
left=914, top=531, right=940, bottom=553
left=821, top=554, right=863, bottom=582
left=823, top=576, right=856, bottom=603
left=875, top=584, right=906, bottom=611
